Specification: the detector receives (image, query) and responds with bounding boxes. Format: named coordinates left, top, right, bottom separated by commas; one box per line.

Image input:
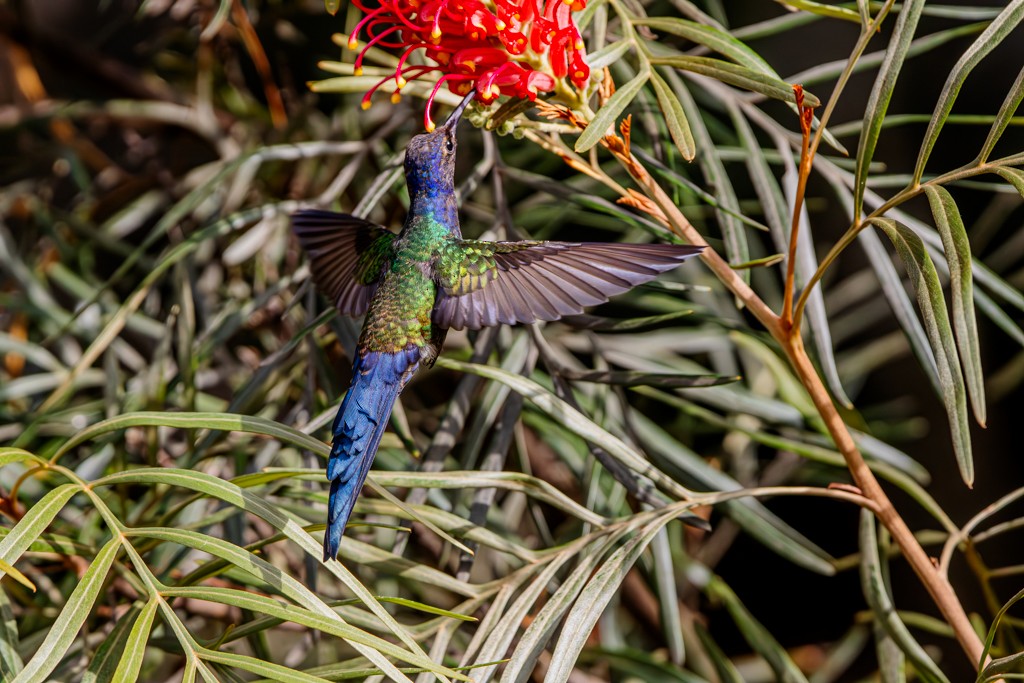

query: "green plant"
left=1, top=1, right=1024, bottom=681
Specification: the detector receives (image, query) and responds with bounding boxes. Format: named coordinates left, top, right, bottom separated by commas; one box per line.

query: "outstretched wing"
left=433, top=239, right=703, bottom=330
left=292, top=209, right=396, bottom=317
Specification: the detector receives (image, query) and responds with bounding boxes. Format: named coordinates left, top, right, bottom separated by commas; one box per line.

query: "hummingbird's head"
left=404, top=93, right=474, bottom=197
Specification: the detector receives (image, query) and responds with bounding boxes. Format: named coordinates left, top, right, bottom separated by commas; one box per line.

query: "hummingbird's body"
left=294, top=98, right=703, bottom=560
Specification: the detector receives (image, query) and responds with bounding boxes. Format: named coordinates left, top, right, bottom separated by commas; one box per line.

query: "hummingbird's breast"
left=358, top=244, right=439, bottom=354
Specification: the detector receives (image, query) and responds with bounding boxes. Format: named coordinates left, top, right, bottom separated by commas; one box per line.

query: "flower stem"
left=589, top=138, right=987, bottom=670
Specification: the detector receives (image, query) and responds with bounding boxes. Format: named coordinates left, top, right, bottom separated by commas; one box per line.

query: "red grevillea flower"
left=347, top=0, right=591, bottom=130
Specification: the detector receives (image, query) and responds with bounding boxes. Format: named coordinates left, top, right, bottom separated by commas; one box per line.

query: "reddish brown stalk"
left=781, top=85, right=816, bottom=329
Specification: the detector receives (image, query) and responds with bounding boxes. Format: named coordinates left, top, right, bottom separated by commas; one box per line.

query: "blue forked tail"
left=324, top=345, right=420, bottom=561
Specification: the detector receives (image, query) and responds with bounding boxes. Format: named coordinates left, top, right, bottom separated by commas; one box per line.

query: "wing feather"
left=433, top=239, right=703, bottom=330
left=292, top=209, right=396, bottom=317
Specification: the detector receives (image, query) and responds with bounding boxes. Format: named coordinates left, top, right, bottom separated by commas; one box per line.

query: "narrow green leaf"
left=649, top=70, right=695, bottom=160
left=923, top=185, right=986, bottom=426
left=854, top=0, right=925, bottom=218
left=545, top=509, right=682, bottom=683
left=0, top=560, right=34, bottom=592
left=575, top=69, right=650, bottom=153
left=52, top=411, right=329, bottom=465
left=586, top=39, right=632, bottom=71
left=0, top=448, right=47, bottom=469
left=729, top=253, right=784, bottom=269
left=111, top=599, right=159, bottom=683
left=435, top=357, right=694, bottom=502
left=558, top=369, right=736, bottom=388
left=634, top=17, right=775, bottom=74
left=93, top=470, right=457, bottom=682
left=82, top=603, right=143, bottom=683
left=0, top=588, right=23, bottom=679
left=858, top=228, right=941, bottom=396
left=781, top=0, right=861, bottom=22
left=705, top=579, right=810, bottom=683
left=994, top=166, right=1024, bottom=198
left=649, top=55, right=819, bottom=106
left=977, top=586, right=1024, bottom=681
left=662, top=71, right=749, bottom=282
left=499, top=530, right=630, bottom=683
left=913, top=0, right=1024, bottom=183
left=978, top=65, right=1024, bottom=162
left=159, top=585, right=442, bottom=671
left=859, top=512, right=950, bottom=683
left=14, top=538, right=120, bottom=683
left=0, top=484, right=81, bottom=579
left=694, top=622, right=744, bottom=683
left=871, top=218, right=973, bottom=485
left=200, top=648, right=331, bottom=682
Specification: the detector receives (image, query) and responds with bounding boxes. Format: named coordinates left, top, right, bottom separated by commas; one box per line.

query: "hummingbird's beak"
left=441, top=92, right=476, bottom=130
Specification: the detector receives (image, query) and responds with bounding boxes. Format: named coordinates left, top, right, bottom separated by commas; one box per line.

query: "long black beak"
left=441, top=91, right=476, bottom=130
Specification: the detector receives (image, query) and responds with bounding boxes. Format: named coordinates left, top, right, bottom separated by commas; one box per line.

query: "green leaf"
left=871, top=218, right=973, bottom=486
left=923, top=186, right=986, bottom=426
left=859, top=512, right=950, bottom=683
left=705, top=579, right=810, bottom=683
left=545, top=508, right=683, bottom=683
left=14, top=538, right=120, bottom=683
left=977, top=65, right=1024, bottom=163
left=913, top=0, right=1024, bottom=183
left=649, top=69, right=695, bottom=160
left=435, top=357, right=693, bottom=502
left=586, top=40, right=632, bottom=71
left=858, top=228, right=942, bottom=397
left=557, top=369, right=736, bottom=388
left=575, top=69, right=650, bottom=153
left=780, top=0, right=861, bottom=22
left=200, top=647, right=332, bottom=682
left=324, top=0, right=340, bottom=15
left=977, top=586, right=1024, bottom=682
left=0, top=559, right=33, bottom=592
left=82, top=602, right=143, bottom=683
left=93, top=469, right=459, bottom=682
left=0, top=588, right=23, bottom=679
left=111, top=599, right=159, bottom=683
left=51, top=411, right=329, bottom=465
left=634, top=17, right=775, bottom=74
left=649, top=55, right=819, bottom=106
left=854, top=0, right=925, bottom=218
left=159, top=585, right=443, bottom=671
left=994, top=166, right=1024, bottom=198
left=0, top=484, right=81, bottom=579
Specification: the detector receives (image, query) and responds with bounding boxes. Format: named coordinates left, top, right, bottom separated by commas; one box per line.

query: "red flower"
left=347, top=0, right=591, bottom=130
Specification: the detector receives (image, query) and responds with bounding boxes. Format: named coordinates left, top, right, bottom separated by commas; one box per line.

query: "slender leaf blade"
left=923, top=185, right=986, bottom=426
left=575, top=70, right=650, bottom=152
left=14, top=538, right=120, bottom=683
left=870, top=218, right=973, bottom=485
left=649, top=70, right=695, bottom=160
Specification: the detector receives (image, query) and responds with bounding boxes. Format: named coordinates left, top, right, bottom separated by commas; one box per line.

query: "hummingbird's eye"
left=445, top=137, right=455, bottom=153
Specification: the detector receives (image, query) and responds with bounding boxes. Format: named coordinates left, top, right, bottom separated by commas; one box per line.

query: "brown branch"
left=570, top=130, right=988, bottom=669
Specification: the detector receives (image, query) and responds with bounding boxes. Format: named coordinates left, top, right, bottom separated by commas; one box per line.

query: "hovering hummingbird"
left=294, top=96, right=704, bottom=560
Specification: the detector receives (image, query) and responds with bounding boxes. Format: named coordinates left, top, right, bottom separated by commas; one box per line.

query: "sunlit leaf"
left=575, top=69, right=650, bottom=152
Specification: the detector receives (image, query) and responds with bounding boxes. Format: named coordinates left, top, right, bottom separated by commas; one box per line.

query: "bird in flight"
left=293, top=95, right=703, bottom=560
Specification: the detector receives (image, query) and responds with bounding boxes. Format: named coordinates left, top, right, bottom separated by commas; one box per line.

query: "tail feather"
left=324, top=345, right=420, bottom=561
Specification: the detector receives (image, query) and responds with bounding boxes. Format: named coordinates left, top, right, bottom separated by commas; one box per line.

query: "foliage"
left=1, top=1, right=1024, bottom=682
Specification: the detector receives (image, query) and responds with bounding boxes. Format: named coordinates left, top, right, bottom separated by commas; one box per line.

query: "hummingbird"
left=293, top=95, right=704, bottom=561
